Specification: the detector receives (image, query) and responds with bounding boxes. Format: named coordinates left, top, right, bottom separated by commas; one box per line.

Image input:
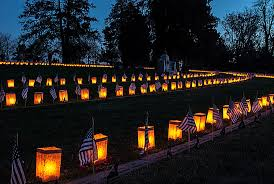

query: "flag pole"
left=16, top=132, right=19, bottom=147
left=188, top=130, right=190, bottom=152
left=24, top=98, right=27, bottom=108
left=211, top=96, right=214, bottom=141
left=0, top=81, right=2, bottom=109
left=92, top=116, right=95, bottom=175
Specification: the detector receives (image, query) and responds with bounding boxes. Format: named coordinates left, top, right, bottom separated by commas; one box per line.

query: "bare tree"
left=254, top=0, right=274, bottom=56
left=222, top=9, right=260, bottom=62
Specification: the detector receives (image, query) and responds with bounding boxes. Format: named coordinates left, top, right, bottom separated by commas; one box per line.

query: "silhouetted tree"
left=150, top=0, right=223, bottom=66
left=254, top=0, right=274, bottom=57
left=19, top=0, right=98, bottom=63
left=103, top=0, right=151, bottom=67
left=222, top=9, right=260, bottom=64
left=0, top=33, right=15, bottom=60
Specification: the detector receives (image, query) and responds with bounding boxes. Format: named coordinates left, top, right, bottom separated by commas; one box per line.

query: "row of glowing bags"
left=5, top=76, right=243, bottom=88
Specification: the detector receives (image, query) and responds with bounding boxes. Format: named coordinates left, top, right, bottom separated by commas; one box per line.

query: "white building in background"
left=158, top=51, right=177, bottom=73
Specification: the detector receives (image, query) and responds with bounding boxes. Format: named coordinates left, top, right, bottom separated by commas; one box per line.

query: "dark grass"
left=119, top=115, right=274, bottom=184
left=0, top=78, right=273, bottom=183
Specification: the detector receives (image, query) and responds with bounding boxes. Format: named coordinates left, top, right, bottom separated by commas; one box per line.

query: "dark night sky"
left=0, top=0, right=254, bottom=38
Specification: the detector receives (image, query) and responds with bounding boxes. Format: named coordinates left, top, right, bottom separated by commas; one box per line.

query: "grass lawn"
left=0, top=77, right=273, bottom=183
left=119, top=115, right=273, bottom=184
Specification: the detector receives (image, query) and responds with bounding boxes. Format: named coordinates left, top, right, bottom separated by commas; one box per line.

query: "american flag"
left=227, top=99, right=241, bottom=124
left=97, top=84, right=102, bottom=93
left=178, top=108, right=197, bottom=133
left=10, top=140, right=26, bottom=184
left=115, top=84, right=120, bottom=92
left=141, top=83, right=148, bottom=90
left=138, top=73, right=143, bottom=79
left=155, top=81, right=161, bottom=90
left=36, top=75, right=42, bottom=84
left=213, top=104, right=223, bottom=129
left=129, top=83, right=136, bottom=90
left=155, top=73, right=158, bottom=80
left=144, top=112, right=149, bottom=151
left=54, top=74, right=59, bottom=83
left=123, top=73, right=127, bottom=79
left=88, top=73, right=90, bottom=84
left=239, top=95, right=248, bottom=116
left=0, top=87, right=5, bottom=102
left=21, top=75, right=26, bottom=85
left=79, top=118, right=98, bottom=166
left=75, top=85, right=81, bottom=96
left=252, top=97, right=262, bottom=113
left=49, top=87, right=57, bottom=101
left=21, top=87, right=28, bottom=100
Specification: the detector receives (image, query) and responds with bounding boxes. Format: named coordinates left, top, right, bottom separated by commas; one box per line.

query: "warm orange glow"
left=99, top=87, right=107, bottom=99
left=246, top=99, right=251, bottom=112
left=203, top=79, right=207, bottom=86
left=146, top=76, right=151, bottom=81
left=168, top=75, right=172, bottom=80
left=128, top=88, right=135, bottom=95
left=116, top=86, right=123, bottom=97
left=206, top=108, right=216, bottom=124
left=192, top=80, right=196, bottom=88
left=171, top=82, right=177, bottom=91
left=60, top=78, right=66, bottom=86
left=94, top=134, right=108, bottom=163
left=46, top=78, right=52, bottom=86
left=168, top=120, right=182, bottom=140
left=261, top=96, right=269, bottom=107
left=155, top=75, right=159, bottom=81
left=162, top=83, right=168, bottom=92
left=140, top=85, right=147, bottom=94
left=29, top=79, right=35, bottom=87
left=122, top=76, right=127, bottom=82
left=193, top=113, right=206, bottom=132
left=269, top=94, right=274, bottom=104
left=77, top=78, right=83, bottom=85
left=131, top=75, right=136, bottom=82
left=59, top=90, right=68, bottom=102
left=185, top=81, right=191, bottom=88
left=34, top=92, right=44, bottom=105
left=149, top=84, right=156, bottom=93
left=198, top=80, right=203, bottom=87
left=258, top=98, right=262, bottom=107
left=7, top=79, right=15, bottom=88
left=112, top=75, right=116, bottom=83
left=177, top=81, right=183, bottom=89
left=138, top=126, right=155, bottom=150
left=102, top=77, right=107, bottom=83
left=36, top=147, right=62, bottom=183
left=138, top=75, right=143, bottom=81
left=91, top=77, right=97, bottom=84
left=163, top=75, right=168, bottom=80
left=207, top=79, right=212, bottom=85
left=223, top=105, right=230, bottom=120
left=5, top=93, right=16, bottom=106
left=81, top=88, right=89, bottom=100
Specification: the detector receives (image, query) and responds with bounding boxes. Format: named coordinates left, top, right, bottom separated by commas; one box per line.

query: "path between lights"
left=66, top=109, right=273, bottom=184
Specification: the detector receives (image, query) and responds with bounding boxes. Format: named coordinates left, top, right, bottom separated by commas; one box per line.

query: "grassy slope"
left=120, top=115, right=273, bottom=184
left=0, top=78, right=273, bottom=182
